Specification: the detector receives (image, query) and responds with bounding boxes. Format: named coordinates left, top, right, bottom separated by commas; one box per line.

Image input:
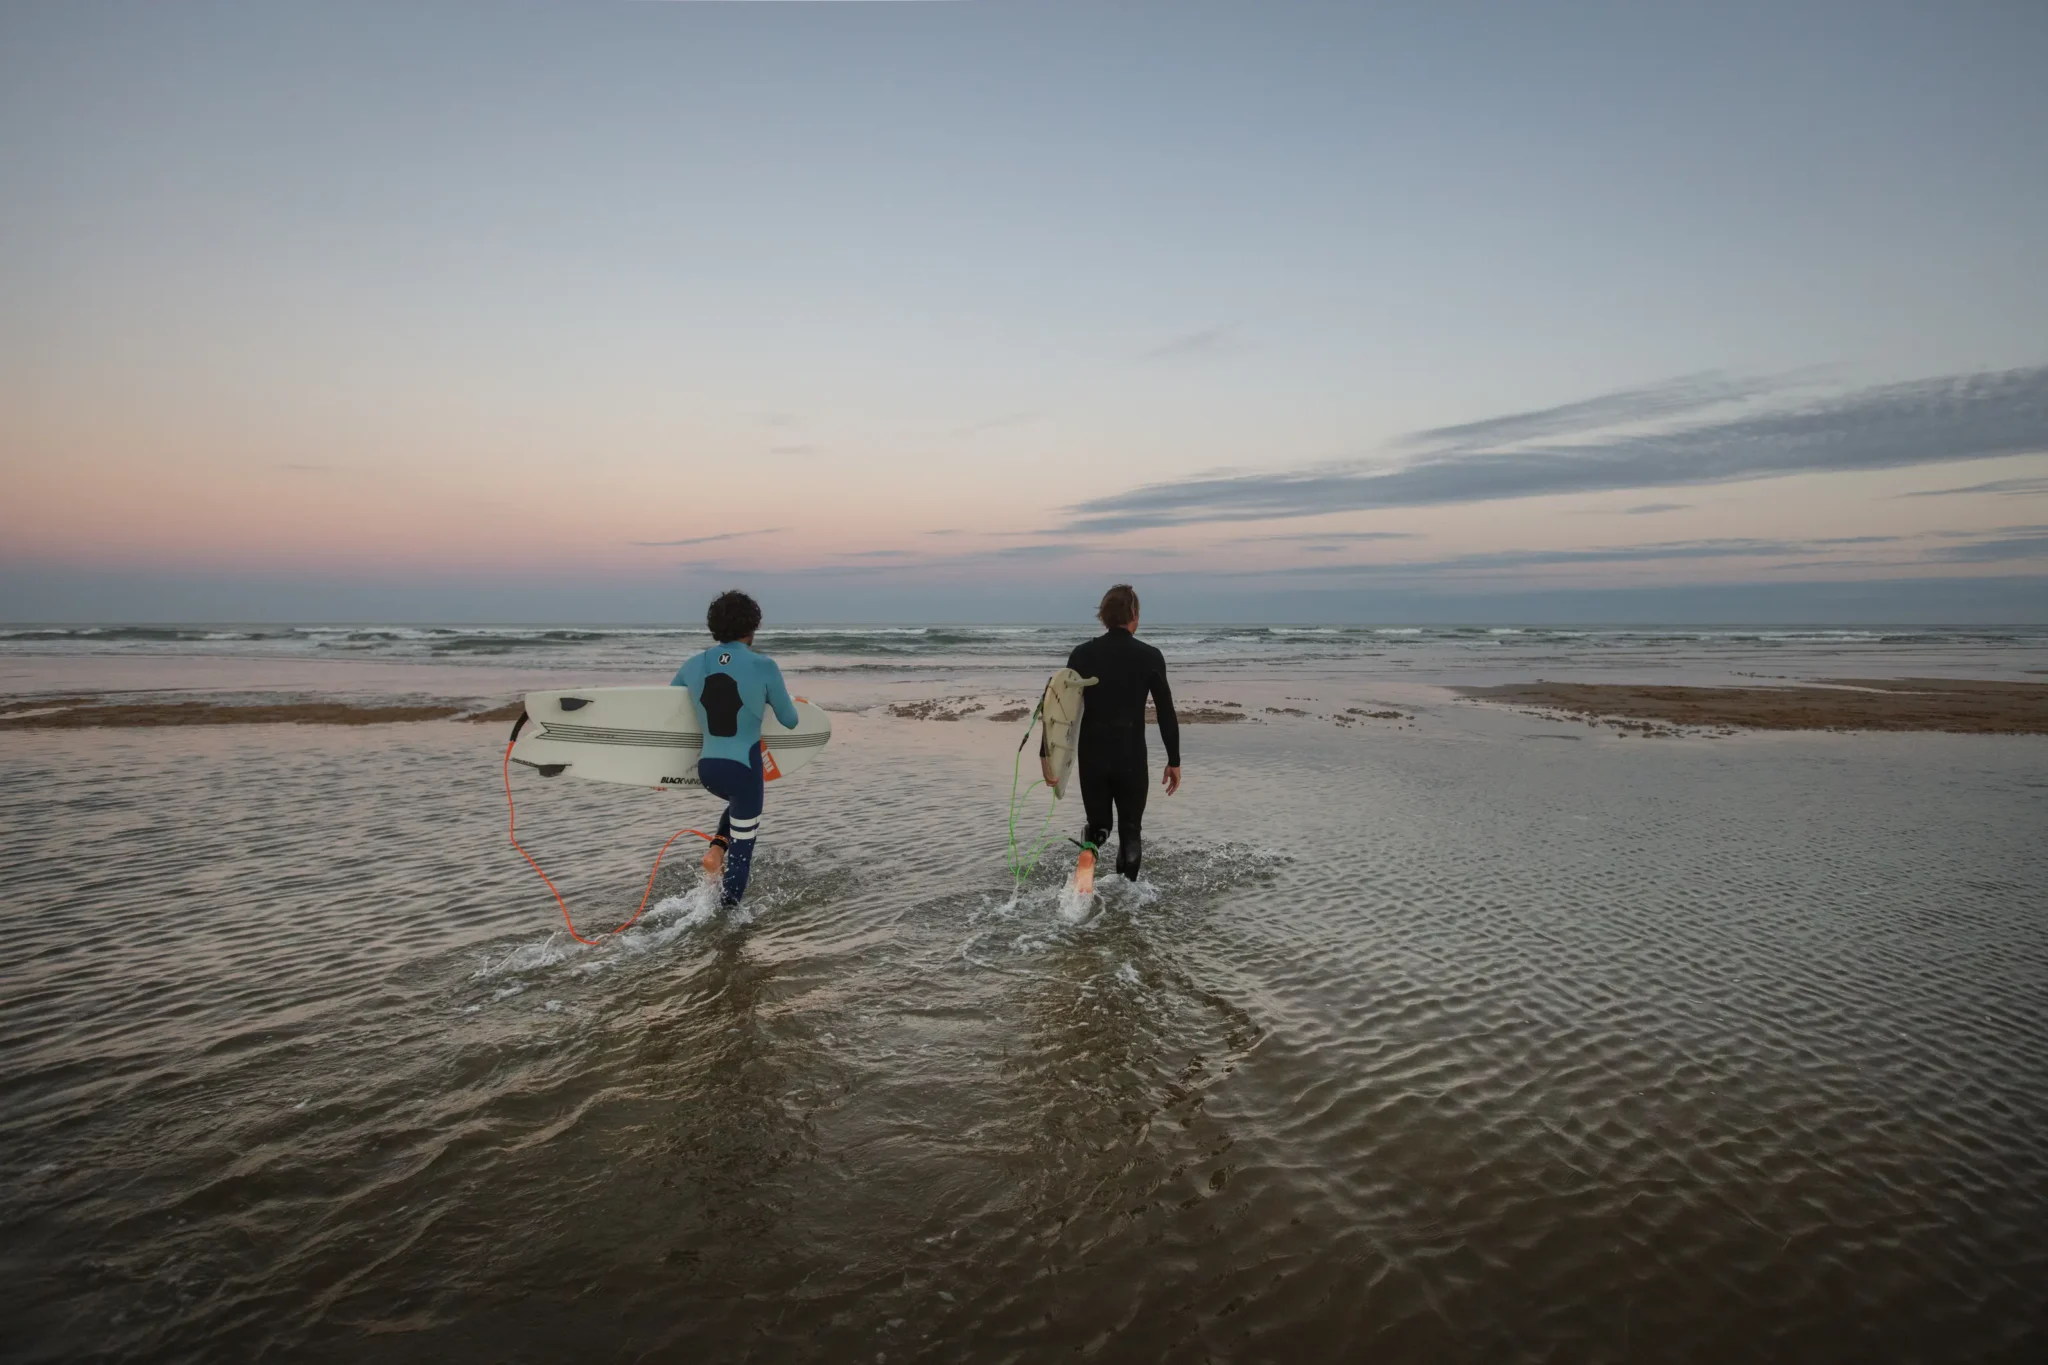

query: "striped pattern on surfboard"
left=509, top=686, right=833, bottom=789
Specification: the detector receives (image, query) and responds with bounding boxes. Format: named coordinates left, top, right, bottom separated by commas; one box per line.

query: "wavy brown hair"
left=1097, top=583, right=1139, bottom=629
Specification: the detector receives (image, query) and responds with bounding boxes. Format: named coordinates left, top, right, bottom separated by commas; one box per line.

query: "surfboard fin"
left=511, top=758, right=570, bottom=777
left=558, top=697, right=593, bottom=712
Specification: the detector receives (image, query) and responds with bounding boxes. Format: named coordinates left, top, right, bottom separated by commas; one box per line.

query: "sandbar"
left=1149, top=704, right=1246, bottom=724
left=1, top=697, right=482, bottom=729
left=888, top=697, right=987, bottom=721
left=1460, top=677, right=2048, bottom=735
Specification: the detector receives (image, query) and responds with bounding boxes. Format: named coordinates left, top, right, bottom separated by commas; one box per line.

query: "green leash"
left=1006, top=700, right=1064, bottom=893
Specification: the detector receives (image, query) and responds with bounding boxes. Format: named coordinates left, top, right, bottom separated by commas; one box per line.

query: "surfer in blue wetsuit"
left=1066, top=583, right=1181, bottom=895
left=673, top=590, right=800, bottom=905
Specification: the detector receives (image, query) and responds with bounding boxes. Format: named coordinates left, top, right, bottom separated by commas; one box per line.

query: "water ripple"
left=1, top=704, right=2044, bottom=1362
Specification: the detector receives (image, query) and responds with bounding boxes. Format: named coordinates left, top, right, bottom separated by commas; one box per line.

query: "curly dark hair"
left=705, top=589, right=763, bottom=643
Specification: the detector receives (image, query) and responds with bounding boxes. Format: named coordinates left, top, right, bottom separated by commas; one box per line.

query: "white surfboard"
left=1035, top=669, right=1095, bottom=799
left=510, top=686, right=832, bottom=790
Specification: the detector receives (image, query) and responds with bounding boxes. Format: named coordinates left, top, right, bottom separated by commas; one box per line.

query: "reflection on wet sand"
left=641, top=929, right=827, bottom=1259
left=921, top=864, right=1276, bottom=1356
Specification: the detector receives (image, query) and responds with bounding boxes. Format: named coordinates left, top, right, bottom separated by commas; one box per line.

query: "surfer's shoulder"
left=683, top=642, right=732, bottom=677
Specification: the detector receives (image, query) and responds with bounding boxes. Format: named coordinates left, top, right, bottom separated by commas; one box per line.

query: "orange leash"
left=502, top=737, right=714, bottom=945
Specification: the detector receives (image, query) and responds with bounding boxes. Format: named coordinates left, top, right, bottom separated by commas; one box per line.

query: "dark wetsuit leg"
left=1111, top=770, right=1146, bottom=878
left=1080, top=763, right=1148, bottom=880
left=697, top=742, right=764, bottom=905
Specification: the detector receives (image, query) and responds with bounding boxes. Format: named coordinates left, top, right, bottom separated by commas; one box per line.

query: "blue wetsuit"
left=673, top=640, right=799, bottom=904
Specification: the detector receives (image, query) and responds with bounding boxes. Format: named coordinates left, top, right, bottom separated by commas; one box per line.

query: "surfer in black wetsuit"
left=1066, top=583, right=1180, bottom=894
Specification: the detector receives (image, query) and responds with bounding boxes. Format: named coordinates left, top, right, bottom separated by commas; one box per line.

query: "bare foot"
left=1073, top=849, right=1096, bottom=896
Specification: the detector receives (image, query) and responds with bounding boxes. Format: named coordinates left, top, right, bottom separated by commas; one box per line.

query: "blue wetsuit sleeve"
left=763, top=658, right=800, bottom=730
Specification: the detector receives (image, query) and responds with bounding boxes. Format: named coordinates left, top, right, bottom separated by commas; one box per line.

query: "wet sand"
left=1461, top=677, right=2048, bottom=734
left=0, top=696, right=514, bottom=729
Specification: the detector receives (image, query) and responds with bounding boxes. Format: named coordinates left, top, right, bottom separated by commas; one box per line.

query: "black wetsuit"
left=1065, top=627, right=1180, bottom=879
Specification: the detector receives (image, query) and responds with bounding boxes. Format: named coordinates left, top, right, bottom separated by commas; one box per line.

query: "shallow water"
left=3, top=648, right=2047, bottom=1362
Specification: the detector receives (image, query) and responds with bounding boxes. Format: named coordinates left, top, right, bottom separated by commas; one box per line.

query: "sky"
left=3, top=0, right=2046, bottom=624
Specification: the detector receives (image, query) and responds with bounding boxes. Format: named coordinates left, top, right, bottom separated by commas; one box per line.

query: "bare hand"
left=1162, top=765, right=1181, bottom=796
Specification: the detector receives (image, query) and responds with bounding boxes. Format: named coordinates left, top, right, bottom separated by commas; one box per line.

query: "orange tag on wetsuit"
left=761, top=747, right=783, bottom=782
